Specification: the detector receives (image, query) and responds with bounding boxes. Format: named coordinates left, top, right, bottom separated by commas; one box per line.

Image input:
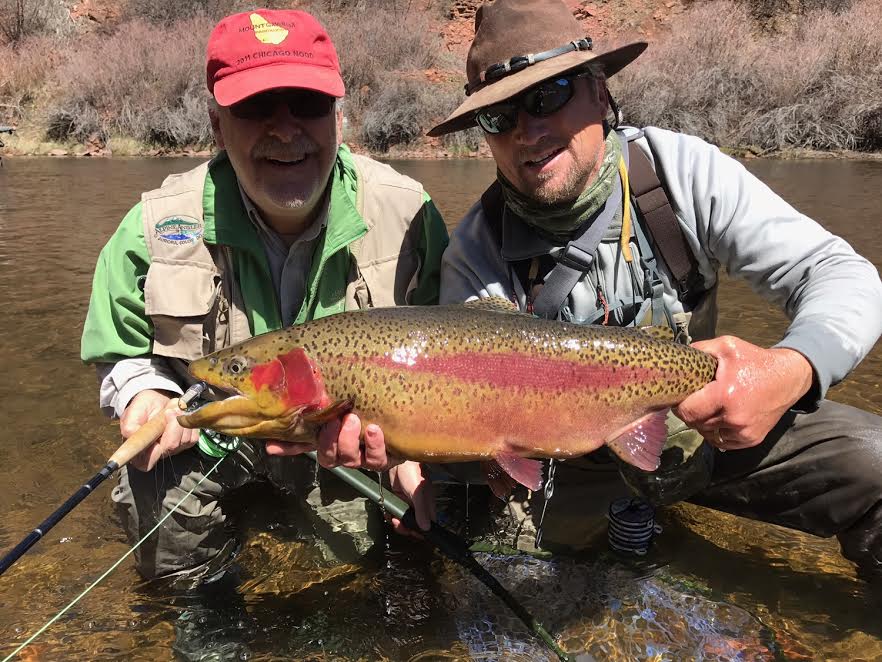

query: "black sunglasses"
left=229, top=89, right=336, bottom=121
left=474, top=71, right=593, bottom=135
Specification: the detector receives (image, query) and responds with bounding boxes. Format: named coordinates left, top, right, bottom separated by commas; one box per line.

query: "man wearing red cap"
left=386, top=0, right=882, bottom=591
left=80, top=9, right=447, bottom=581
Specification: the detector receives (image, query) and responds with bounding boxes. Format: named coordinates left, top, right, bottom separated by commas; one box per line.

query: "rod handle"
left=107, top=399, right=181, bottom=468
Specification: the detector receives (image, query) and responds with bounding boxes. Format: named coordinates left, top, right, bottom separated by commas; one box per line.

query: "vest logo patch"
left=155, top=216, right=203, bottom=245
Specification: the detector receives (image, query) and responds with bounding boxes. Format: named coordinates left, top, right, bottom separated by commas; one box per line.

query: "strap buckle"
left=552, top=241, right=595, bottom=272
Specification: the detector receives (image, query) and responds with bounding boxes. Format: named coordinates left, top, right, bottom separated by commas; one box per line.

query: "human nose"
left=265, top=102, right=304, bottom=140
left=510, top=109, right=549, bottom=146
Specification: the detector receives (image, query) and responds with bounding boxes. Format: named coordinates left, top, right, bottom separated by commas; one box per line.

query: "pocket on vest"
left=144, top=259, right=221, bottom=361
left=357, top=249, right=420, bottom=308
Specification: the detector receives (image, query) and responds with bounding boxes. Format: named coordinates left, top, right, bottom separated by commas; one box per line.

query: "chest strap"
left=626, top=142, right=701, bottom=302
left=531, top=164, right=624, bottom=319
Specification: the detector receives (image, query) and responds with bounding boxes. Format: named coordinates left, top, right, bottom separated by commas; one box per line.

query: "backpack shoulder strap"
left=627, top=141, right=701, bottom=301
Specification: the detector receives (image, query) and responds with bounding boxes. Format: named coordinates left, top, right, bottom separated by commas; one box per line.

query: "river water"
left=0, top=154, right=880, bottom=661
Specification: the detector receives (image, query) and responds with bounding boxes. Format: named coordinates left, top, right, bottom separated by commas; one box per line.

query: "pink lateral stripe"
left=351, top=352, right=665, bottom=391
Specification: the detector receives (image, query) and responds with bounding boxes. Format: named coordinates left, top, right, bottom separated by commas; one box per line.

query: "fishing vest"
left=139, top=151, right=427, bottom=382
left=483, top=130, right=718, bottom=343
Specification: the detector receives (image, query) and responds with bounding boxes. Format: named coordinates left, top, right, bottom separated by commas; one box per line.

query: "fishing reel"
left=607, top=496, right=662, bottom=556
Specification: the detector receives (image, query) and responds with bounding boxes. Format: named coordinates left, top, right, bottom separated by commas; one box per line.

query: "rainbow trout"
left=178, top=299, right=717, bottom=495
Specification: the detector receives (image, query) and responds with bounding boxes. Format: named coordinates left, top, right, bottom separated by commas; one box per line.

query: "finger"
left=160, top=411, right=185, bottom=454
left=130, top=446, right=150, bottom=472
left=265, top=440, right=315, bottom=456
left=411, top=479, right=435, bottom=531
left=136, top=442, right=166, bottom=472
left=389, top=516, right=424, bottom=540
left=317, top=418, right=342, bottom=468
left=362, top=423, right=388, bottom=471
left=336, top=414, right=363, bottom=468
left=674, top=381, right=726, bottom=428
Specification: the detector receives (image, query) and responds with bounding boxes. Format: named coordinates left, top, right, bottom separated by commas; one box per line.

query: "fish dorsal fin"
left=635, top=325, right=676, bottom=343
left=464, top=296, right=522, bottom=314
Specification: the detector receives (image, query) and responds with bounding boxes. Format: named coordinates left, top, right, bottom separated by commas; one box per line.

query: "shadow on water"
left=1, top=156, right=881, bottom=660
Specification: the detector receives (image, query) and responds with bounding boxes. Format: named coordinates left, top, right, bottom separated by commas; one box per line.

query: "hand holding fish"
left=265, top=412, right=401, bottom=472
left=674, top=335, right=814, bottom=450
left=121, top=389, right=200, bottom=471
left=388, top=459, right=435, bottom=535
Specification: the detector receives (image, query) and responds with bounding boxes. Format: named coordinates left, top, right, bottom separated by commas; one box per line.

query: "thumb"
left=674, top=380, right=723, bottom=428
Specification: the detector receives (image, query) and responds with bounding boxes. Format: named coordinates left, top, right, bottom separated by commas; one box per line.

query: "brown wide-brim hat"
left=427, top=0, right=647, bottom=137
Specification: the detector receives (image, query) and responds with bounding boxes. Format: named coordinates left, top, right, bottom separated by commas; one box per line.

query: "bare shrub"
left=122, top=0, right=291, bottom=25
left=0, top=34, right=58, bottom=121
left=44, top=17, right=214, bottom=148
left=307, top=4, right=450, bottom=115
left=612, top=0, right=882, bottom=152
left=360, top=75, right=448, bottom=151
left=0, top=0, right=70, bottom=45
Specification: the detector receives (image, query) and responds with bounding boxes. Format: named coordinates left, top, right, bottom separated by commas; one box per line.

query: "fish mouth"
left=178, top=396, right=314, bottom=442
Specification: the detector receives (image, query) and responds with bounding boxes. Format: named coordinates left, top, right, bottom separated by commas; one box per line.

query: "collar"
left=238, top=182, right=329, bottom=254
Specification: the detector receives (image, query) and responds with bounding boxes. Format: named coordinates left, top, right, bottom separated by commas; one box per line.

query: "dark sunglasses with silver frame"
left=474, top=69, right=596, bottom=135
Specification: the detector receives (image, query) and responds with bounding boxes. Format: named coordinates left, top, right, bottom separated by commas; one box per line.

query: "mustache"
left=251, top=138, right=317, bottom=160
left=517, top=141, right=565, bottom=164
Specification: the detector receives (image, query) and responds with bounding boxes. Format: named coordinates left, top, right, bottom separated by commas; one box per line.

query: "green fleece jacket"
left=81, top=144, right=449, bottom=365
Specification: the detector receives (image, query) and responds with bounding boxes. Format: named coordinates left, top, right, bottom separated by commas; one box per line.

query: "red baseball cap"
left=206, top=9, right=345, bottom=107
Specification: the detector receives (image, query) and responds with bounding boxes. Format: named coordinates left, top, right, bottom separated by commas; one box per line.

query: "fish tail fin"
left=606, top=409, right=669, bottom=472
left=482, top=453, right=544, bottom=500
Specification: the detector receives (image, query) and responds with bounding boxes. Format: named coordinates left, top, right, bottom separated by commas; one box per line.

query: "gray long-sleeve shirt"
left=441, top=126, right=882, bottom=403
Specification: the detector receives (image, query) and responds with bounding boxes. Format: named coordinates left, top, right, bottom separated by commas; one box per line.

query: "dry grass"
left=1, top=0, right=880, bottom=153
left=613, top=0, right=882, bottom=151
left=44, top=17, right=214, bottom=146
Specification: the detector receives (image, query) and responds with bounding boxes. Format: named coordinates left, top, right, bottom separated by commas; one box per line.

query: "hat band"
left=465, top=37, right=593, bottom=96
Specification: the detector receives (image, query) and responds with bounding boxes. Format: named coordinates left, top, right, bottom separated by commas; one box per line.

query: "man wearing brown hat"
left=80, top=8, right=447, bottom=581
left=407, top=0, right=882, bottom=587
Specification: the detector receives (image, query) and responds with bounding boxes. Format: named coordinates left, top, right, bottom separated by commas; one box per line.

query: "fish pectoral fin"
left=301, top=398, right=355, bottom=424
left=482, top=453, right=544, bottom=500
left=606, top=409, right=669, bottom=472
left=481, top=460, right=518, bottom=500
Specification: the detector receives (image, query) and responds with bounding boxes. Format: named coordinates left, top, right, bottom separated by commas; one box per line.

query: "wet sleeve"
left=648, top=128, right=882, bottom=405
left=80, top=202, right=154, bottom=363
left=96, top=358, right=184, bottom=418
left=409, top=193, right=450, bottom=306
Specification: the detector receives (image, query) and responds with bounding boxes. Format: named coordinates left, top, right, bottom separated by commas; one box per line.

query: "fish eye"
left=226, top=357, right=248, bottom=376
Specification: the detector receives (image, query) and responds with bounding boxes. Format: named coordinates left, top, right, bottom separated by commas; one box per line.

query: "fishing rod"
left=1, top=382, right=569, bottom=661
left=307, top=452, right=572, bottom=661
left=0, top=382, right=208, bottom=578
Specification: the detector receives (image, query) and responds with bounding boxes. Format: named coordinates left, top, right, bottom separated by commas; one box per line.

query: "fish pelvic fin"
left=302, top=398, right=355, bottom=424
left=606, top=409, right=669, bottom=472
left=482, top=453, right=544, bottom=500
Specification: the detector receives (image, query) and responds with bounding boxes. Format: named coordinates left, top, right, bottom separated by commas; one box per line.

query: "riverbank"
left=3, top=127, right=881, bottom=162
left=2, top=0, right=881, bottom=160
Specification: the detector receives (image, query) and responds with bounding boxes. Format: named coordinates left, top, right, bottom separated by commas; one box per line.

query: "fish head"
left=179, top=337, right=329, bottom=439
